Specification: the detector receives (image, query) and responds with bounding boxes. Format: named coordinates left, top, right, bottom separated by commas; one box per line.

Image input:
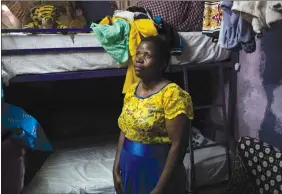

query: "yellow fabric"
left=122, top=19, right=158, bottom=94
left=99, top=16, right=121, bottom=25
left=118, top=83, right=194, bottom=144
left=99, top=16, right=111, bottom=25
left=98, top=17, right=158, bottom=94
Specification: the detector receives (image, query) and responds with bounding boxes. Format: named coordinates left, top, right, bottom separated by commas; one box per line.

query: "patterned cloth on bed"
left=136, top=1, right=204, bottom=32
left=202, top=1, right=223, bottom=41
left=227, top=136, right=282, bottom=194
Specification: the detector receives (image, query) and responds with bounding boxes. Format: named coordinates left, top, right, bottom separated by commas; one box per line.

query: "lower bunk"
left=22, top=136, right=228, bottom=194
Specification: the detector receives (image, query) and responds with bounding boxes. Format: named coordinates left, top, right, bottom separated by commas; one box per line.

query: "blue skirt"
left=120, top=138, right=186, bottom=194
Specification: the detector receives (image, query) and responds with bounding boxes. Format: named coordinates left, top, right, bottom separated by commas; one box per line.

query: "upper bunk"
left=1, top=29, right=231, bottom=83
left=1, top=1, right=233, bottom=84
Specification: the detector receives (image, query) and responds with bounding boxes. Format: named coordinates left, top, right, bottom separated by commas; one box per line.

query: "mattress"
left=1, top=32, right=231, bottom=82
left=22, top=139, right=228, bottom=194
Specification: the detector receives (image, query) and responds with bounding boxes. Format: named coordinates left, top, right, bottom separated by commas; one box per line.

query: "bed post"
left=182, top=66, right=197, bottom=194
left=218, top=60, right=232, bottom=182
left=227, top=51, right=239, bottom=160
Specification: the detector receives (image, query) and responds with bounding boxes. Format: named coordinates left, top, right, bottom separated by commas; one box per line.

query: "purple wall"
left=211, top=25, right=282, bottom=149
left=236, top=26, right=282, bottom=148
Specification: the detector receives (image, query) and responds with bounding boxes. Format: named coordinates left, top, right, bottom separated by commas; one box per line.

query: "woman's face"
left=134, top=41, right=162, bottom=79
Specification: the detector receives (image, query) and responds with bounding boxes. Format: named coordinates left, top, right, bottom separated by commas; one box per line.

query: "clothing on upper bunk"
left=136, top=1, right=204, bottom=32
left=135, top=13, right=149, bottom=20
left=202, top=1, right=223, bottom=42
left=90, top=18, right=130, bottom=65
left=218, top=19, right=225, bottom=48
left=114, top=9, right=150, bottom=22
left=114, top=10, right=135, bottom=21
left=93, top=16, right=158, bottom=93
left=125, top=5, right=184, bottom=56
left=126, top=6, right=152, bottom=17
left=219, top=1, right=256, bottom=53
left=232, top=1, right=282, bottom=34
left=154, top=16, right=183, bottom=56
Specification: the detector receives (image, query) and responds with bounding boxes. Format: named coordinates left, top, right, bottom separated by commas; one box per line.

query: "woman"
left=113, top=36, right=194, bottom=194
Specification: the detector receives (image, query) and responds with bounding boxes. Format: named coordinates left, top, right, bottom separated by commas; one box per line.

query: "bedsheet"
left=1, top=32, right=231, bottom=82
left=22, top=139, right=228, bottom=194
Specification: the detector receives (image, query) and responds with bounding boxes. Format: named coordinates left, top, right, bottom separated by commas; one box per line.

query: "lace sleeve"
left=163, top=86, right=194, bottom=120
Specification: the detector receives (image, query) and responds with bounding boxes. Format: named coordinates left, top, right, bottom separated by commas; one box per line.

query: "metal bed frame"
left=178, top=52, right=238, bottom=194
left=2, top=28, right=238, bottom=194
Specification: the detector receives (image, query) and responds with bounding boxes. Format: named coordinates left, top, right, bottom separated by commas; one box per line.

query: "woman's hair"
left=141, top=35, right=171, bottom=67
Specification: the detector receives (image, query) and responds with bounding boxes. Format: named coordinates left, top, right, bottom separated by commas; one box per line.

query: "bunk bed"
left=1, top=28, right=237, bottom=194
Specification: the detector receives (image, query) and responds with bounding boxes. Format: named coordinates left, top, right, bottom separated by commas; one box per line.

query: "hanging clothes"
left=219, top=1, right=256, bottom=53
left=154, top=16, right=183, bottom=56
left=96, top=16, right=158, bottom=93
left=202, top=1, right=223, bottom=41
left=91, top=18, right=130, bottom=65
left=123, top=19, right=158, bottom=93
left=218, top=19, right=225, bottom=48
left=232, top=1, right=282, bottom=34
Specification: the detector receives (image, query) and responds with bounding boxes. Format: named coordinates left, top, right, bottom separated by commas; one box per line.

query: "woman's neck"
left=141, top=77, right=165, bottom=91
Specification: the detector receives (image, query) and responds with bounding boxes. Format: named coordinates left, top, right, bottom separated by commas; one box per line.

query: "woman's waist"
left=123, top=131, right=171, bottom=144
left=123, top=137, right=171, bottom=158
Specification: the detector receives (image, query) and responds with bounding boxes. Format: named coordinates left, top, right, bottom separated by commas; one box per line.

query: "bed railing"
left=1, top=28, right=92, bottom=34
left=1, top=28, right=105, bottom=55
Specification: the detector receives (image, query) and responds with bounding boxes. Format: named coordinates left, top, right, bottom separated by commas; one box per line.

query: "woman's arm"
left=113, top=131, right=125, bottom=173
left=151, top=114, right=190, bottom=194
left=113, top=131, right=125, bottom=194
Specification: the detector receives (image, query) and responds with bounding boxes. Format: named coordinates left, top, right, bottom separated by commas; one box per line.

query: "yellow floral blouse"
left=118, top=82, right=194, bottom=144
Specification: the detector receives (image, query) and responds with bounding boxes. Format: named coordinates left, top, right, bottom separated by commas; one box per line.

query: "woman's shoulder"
left=163, top=82, right=190, bottom=97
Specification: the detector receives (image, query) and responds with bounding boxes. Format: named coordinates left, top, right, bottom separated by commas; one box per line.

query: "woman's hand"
left=113, top=168, right=123, bottom=194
